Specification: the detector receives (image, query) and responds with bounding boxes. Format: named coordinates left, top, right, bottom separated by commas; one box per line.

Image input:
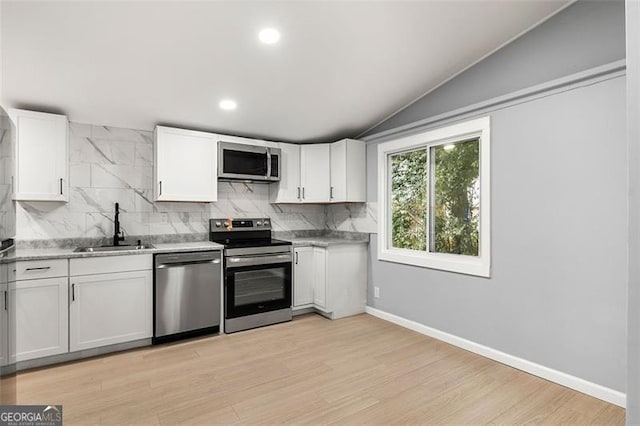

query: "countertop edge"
left=1, top=242, right=225, bottom=263
left=287, top=238, right=370, bottom=247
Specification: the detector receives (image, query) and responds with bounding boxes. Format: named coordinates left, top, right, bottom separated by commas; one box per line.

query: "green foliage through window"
left=389, top=139, right=480, bottom=256
left=432, top=140, right=479, bottom=256
left=391, top=149, right=427, bottom=251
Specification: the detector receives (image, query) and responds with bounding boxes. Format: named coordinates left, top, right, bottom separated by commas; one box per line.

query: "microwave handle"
left=266, top=149, right=272, bottom=179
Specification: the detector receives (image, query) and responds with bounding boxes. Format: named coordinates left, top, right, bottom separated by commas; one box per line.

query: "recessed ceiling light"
left=258, top=28, right=280, bottom=45
left=219, top=99, right=237, bottom=111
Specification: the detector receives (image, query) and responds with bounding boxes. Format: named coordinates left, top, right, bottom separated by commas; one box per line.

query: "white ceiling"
left=1, top=1, right=569, bottom=143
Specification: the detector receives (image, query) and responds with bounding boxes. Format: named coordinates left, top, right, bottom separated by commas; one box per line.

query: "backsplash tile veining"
left=0, top=109, right=16, bottom=240
left=15, top=122, right=335, bottom=241
left=326, top=202, right=377, bottom=234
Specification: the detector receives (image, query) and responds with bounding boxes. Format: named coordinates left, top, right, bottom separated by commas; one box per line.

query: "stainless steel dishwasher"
left=153, top=251, right=221, bottom=343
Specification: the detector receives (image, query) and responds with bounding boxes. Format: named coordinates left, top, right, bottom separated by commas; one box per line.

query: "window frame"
left=377, top=116, right=491, bottom=277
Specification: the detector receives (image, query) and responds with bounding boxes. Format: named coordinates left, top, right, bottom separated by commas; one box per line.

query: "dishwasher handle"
left=157, top=259, right=221, bottom=269
left=155, top=251, right=221, bottom=267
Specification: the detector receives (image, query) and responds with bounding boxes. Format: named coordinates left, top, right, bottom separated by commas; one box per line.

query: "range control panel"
left=210, top=218, right=272, bottom=232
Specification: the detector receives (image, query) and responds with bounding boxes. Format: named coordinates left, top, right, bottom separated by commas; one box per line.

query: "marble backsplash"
left=0, top=110, right=16, bottom=241
left=15, top=122, right=375, bottom=242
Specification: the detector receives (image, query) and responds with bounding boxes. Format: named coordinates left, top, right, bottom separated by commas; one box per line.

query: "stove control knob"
left=256, top=221, right=262, bottom=226
left=263, top=220, right=270, bottom=227
left=215, top=221, right=222, bottom=227
left=223, top=221, right=229, bottom=227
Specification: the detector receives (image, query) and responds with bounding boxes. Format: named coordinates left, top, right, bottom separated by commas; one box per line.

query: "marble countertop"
left=0, top=231, right=370, bottom=262
left=0, top=241, right=223, bottom=263
left=284, top=236, right=370, bottom=247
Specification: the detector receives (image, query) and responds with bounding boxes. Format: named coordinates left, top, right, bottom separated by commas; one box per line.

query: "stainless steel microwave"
left=218, top=142, right=281, bottom=182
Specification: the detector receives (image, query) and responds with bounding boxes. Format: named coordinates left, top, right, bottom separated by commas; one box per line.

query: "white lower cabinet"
left=9, top=277, right=69, bottom=363
left=292, top=244, right=366, bottom=318
left=312, top=247, right=328, bottom=309
left=69, top=256, right=152, bottom=352
left=0, top=281, right=8, bottom=367
left=325, top=244, right=367, bottom=319
left=293, top=246, right=314, bottom=307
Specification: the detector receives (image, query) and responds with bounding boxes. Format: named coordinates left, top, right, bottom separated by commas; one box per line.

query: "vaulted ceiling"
left=1, top=1, right=570, bottom=143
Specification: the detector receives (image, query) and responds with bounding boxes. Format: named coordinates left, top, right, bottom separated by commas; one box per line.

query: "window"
left=378, top=117, right=490, bottom=277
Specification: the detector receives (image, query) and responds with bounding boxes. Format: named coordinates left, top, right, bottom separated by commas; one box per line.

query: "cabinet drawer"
left=70, top=254, right=152, bottom=276
left=10, top=259, right=68, bottom=281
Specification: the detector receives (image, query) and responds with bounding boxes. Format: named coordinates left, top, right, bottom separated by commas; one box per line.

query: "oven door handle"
left=226, top=254, right=292, bottom=267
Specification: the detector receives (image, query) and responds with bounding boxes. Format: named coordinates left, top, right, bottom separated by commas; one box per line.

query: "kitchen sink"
left=73, top=244, right=155, bottom=253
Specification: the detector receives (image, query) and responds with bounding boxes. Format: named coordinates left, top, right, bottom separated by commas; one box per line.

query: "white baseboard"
left=365, top=306, right=625, bottom=408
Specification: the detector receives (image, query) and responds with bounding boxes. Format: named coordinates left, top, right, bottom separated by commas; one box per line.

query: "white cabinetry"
left=9, top=261, right=69, bottom=362
left=293, top=246, right=314, bottom=308
left=0, top=263, right=7, bottom=366
left=300, top=144, right=331, bottom=202
left=271, top=139, right=365, bottom=204
left=69, top=255, right=152, bottom=352
left=330, top=139, right=366, bottom=203
left=271, top=143, right=301, bottom=203
left=9, top=109, right=68, bottom=202
left=154, top=126, right=217, bottom=202
left=292, top=243, right=367, bottom=318
left=312, top=247, right=328, bottom=309
left=324, top=244, right=367, bottom=318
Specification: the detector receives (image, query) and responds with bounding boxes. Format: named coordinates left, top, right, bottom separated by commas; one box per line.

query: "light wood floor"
left=17, top=314, right=624, bottom=425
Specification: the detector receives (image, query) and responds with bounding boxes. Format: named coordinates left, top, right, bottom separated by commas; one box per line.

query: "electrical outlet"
left=374, top=286, right=380, bottom=298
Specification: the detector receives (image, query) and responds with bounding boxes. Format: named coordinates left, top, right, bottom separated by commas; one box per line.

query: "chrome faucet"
left=113, top=202, right=125, bottom=246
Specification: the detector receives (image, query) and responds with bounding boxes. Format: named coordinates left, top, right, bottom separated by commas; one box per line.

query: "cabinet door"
left=70, top=270, right=152, bottom=352
left=154, top=126, right=217, bottom=202
left=330, top=139, right=366, bottom=203
left=293, top=246, right=314, bottom=307
left=312, top=247, right=327, bottom=309
left=300, top=144, right=330, bottom=202
left=0, top=283, right=7, bottom=366
left=11, top=109, right=68, bottom=202
left=9, top=277, right=68, bottom=362
left=270, top=143, right=301, bottom=203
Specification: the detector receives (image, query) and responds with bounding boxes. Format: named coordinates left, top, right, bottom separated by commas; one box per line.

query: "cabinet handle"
left=60, top=178, right=63, bottom=195
left=297, top=187, right=300, bottom=200
left=330, top=186, right=334, bottom=199
left=159, top=181, right=162, bottom=196
left=25, top=266, right=51, bottom=271
left=71, top=283, right=75, bottom=302
left=4, top=291, right=6, bottom=311
left=302, top=187, right=305, bottom=199
left=295, top=252, right=299, bottom=265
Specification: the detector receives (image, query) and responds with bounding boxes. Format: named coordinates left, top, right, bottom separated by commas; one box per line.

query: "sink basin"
left=74, top=244, right=155, bottom=253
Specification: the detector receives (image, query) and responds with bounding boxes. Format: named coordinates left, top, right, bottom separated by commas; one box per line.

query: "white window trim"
left=377, top=116, right=491, bottom=277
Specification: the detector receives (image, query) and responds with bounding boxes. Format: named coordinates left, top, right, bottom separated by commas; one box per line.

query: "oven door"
left=225, top=253, right=292, bottom=319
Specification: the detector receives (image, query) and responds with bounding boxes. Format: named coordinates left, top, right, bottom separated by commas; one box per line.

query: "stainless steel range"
left=210, top=218, right=292, bottom=333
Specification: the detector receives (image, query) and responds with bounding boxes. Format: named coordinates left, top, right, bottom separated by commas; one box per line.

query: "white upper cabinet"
left=271, top=139, right=365, bottom=204
left=330, top=139, right=366, bottom=203
left=154, top=126, right=217, bottom=202
left=300, top=143, right=331, bottom=203
left=10, top=109, right=68, bottom=202
left=270, top=143, right=301, bottom=203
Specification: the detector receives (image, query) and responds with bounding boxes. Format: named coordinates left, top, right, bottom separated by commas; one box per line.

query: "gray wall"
left=367, top=75, right=627, bottom=392
left=364, top=0, right=625, bottom=136
left=627, top=0, right=640, bottom=421
left=364, top=0, right=628, bottom=392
